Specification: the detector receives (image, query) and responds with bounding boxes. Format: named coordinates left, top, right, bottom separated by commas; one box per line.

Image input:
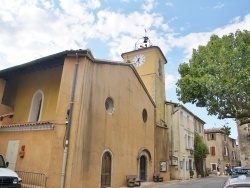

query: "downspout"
left=61, top=53, right=79, bottom=188
left=171, top=104, right=179, bottom=179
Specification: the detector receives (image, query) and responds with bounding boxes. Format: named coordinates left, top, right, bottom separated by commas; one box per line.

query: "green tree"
left=176, top=30, right=250, bottom=125
left=223, top=124, right=231, bottom=136
left=194, top=132, right=209, bottom=177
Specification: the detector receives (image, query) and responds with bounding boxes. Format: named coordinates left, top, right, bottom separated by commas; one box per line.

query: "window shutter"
left=214, top=134, right=216, bottom=140
left=207, top=134, right=210, bottom=141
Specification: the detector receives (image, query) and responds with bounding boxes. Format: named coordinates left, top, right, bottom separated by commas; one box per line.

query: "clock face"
left=132, top=54, right=146, bottom=67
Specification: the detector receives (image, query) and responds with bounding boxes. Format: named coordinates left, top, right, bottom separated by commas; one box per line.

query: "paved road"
left=159, top=176, right=228, bottom=188
left=131, top=175, right=228, bottom=188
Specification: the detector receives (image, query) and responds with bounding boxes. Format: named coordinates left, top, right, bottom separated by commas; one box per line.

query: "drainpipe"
left=60, top=53, right=79, bottom=188
left=170, top=103, right=179, bottom=180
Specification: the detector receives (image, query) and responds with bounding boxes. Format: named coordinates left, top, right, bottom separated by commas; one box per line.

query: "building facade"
left=205, top=127, right=239, bottom=175
left=166, top=102, right=205, bottom=180
left=0, top=45, right=170, bottom=187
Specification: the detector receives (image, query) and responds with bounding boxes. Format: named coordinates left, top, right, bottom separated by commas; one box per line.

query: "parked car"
left=0, top=154, right=22, bottom=188
left=232, top=167, right=242, bottom=175
left=232, top=167, right=250, bottom=175
left=223, top=174, right=250, bottom=188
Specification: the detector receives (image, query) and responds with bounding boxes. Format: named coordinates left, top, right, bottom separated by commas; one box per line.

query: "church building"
left=0, top=37, right=169, bottom=187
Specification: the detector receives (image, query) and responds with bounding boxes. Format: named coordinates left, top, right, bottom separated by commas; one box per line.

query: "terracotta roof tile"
left=0, top=121, right=53, bottom=128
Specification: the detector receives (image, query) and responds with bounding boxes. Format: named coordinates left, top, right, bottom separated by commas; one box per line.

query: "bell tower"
left=121, top=35, right=167, bottom=127
left=121, top=34, right=170, bottom=180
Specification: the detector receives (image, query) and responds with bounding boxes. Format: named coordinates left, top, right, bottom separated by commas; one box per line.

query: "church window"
left=105, top=97, right=114, bottom=114
left=142, top=109, right=147, bottom=123
left=28, top=90, right=44, bottom=122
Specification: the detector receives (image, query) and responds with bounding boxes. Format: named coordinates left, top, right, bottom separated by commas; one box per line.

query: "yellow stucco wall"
left=63, top=58, right=155, bottom=187
left=0, top=50, right=157, bottom=187
left=0, top=65, right=63, bottom=180
left=12, top=66, right=63, bottom=123
left=122, top=46, right=170, bottom=181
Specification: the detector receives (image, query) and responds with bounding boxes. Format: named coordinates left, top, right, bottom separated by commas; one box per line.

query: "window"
left=189, top=159, right=193, bottom=170
left=199, top=123, right=201, bottom=133
left=207, top=133, right=216, bottom=141
left=232, top=140, right=235, bottom=148
left=105, top=97, right=114, bottom=114
left=211, top=163, right=216, bottom=171
left=28, top=90, right=44, bottom=122
left=180, top=111, right=183, bottom=125
left=142, top=109, right=147, bottom=123
left=186, top=135, right=192, bottom=149
left=186, top=161, right=189, bottom=171
left=200, top=124, right=203, bottom=134
left=224, top=147, right=228, bottom=156
left=194, top=120, right=197, bottom=131
left=232, top=151, right=236, bottom=160
left=187, top=115, right=190, bottom=129
left=210, top=146, right=216, bottom=156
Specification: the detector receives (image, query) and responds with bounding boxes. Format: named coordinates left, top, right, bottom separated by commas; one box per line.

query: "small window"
left=194, top=120, right=197, bottom=131
left=105, top=97, right=114, bottom=114
left=210, top=146, right=216, bottom=156
left=142, top=109, right=147, bottom=123
left=180, top=111, right=183, bottom=125
left=211, top=164, right=216, bottom=171
left=210, top=134, right=215, bottom=140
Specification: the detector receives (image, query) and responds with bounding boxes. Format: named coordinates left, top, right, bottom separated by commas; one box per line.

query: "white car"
left=0, top=154, right=22, bottom=188
left=223, top=174, right=250, bottom=188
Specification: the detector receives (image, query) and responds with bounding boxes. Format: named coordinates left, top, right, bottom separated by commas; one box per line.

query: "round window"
left=105, top=97, right=114, bottom=114
left=142, top=109, right=147, bottom=123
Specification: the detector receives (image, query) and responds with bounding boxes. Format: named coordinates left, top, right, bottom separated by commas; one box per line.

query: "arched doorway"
left=101, top=152, right=112, bottom=188
left=140, top=155, right=147, bottom=181
left=137, top=148, right=151, bottom=181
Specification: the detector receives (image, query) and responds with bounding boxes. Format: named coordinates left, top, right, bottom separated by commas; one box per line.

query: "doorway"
left=101, top=152, right=112, bottom=188
left=6, top=140, right=20, bottom=170
left=140, top=155, right=147, bottom=181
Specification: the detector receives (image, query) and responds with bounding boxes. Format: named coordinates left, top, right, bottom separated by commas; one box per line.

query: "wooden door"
left=101, top=152, right=111, bottom=187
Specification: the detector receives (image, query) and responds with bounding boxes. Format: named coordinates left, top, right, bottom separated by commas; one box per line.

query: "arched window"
left=28, top=90, right=44, bottom=122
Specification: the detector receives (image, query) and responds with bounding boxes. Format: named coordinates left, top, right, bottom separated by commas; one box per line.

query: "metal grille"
left=15, top=171, right=48, bottom=188
left=0, top=177, right=14, bottom=186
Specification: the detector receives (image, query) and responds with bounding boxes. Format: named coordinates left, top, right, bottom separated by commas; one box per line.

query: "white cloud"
left=165, top=74, right=178, bottom=91
left=165, top=14, right=250, bottom=64
left=142, top=0, right=156, bottom=12
left=213, top=2, right=224, bottom=9
left=165, top=2, right=173, bottom=7
left=0, top=0, right=249, bottom=72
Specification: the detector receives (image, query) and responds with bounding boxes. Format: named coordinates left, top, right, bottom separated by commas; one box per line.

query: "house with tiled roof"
left=165, top=101, right=206, bottom=180
left=204, top=127, right=240, bottom=175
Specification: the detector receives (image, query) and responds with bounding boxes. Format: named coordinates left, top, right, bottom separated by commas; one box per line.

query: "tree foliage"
left=194, top=133, right=209, bottom=161
left=176, top=30, right=250, bottom=125
left=223, top=124, right=231, bottom=136
left=194, top=132, right=209, bottom=176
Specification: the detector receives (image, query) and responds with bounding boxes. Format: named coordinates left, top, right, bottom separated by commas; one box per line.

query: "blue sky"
left=1, top=0, right=250, bottom=139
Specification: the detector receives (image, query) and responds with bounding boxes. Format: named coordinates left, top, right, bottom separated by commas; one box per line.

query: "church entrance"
left=101, top=152, right=112, bottom=187
left=140, top=155, right=147, bottom=181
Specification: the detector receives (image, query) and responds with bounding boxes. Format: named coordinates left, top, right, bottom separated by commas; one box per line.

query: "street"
left=136, top=175, right=228, bottom=188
